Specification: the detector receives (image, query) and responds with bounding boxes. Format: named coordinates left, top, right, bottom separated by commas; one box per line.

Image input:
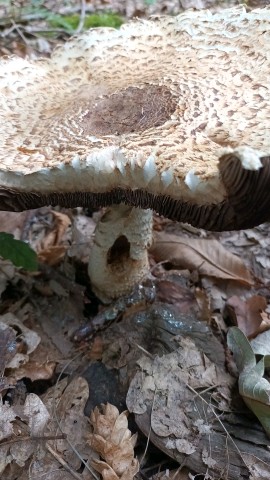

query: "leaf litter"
left=0, top=212, right=270, bottom=478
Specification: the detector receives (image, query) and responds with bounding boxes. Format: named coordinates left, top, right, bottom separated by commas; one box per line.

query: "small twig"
left=1, top=23, right=69, bottom=38
left=74, top=0, right=86, bottom=34
left=134, top=343, right=154, bottom=358
left=0, top=434, right=66, bottom=447
left=140, top=387, right=157, bottom=467
left=23, top=26, right=68, bottom=35
left=11, top=20, right=30, bottom=45
left=46, top=443, right=83, bottom=480
left=0, top=24, right=17, bottom=37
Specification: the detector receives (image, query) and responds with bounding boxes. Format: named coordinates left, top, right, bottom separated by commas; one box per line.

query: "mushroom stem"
left=88, top=204, right=153, bottom=303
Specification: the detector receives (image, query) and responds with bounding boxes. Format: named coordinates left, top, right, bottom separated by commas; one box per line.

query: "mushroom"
left=0, top=7, right=270, bottom=302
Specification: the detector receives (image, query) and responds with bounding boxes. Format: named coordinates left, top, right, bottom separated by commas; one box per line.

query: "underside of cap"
left=0, top=7, right=270, bottom=231
left=1, top=151, right=270, bottom=231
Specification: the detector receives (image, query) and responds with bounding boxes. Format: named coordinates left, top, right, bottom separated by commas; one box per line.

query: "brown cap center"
left=81, top=85, right=177, bottom=136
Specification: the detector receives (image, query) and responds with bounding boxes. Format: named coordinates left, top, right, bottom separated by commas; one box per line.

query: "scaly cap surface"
left=0, top=7, right=270, bottom=230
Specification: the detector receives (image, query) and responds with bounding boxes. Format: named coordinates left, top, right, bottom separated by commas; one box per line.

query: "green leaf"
left=0, top=232, right=38, bottom=271
left=228, top=327, right=270, bottom=437
left=251, top=330, right=270, bottom=356
left=48, top=12, right=124, bottom=32
left=227, top=326, right=255, bottom=372
left=84, top=12, right=123, bottom=29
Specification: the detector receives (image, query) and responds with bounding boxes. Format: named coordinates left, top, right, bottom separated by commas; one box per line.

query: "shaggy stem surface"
left=88, top=204, right=153, bottom=303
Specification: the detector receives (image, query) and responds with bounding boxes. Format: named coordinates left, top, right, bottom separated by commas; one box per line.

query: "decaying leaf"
left=0, top=377, right=94, bottom=480
left=0, top=326, right=17, bottom=392
left=7, top=360, right=56, bottom=383
left=88, top=403, right=139, bottom=480
left=0, top=401, right=17, bottom=442
left=38, top=245, right=67, bottom=266
left=227, top=327, right=270, bottom=437
left=151, top=233, right=253, bottom=285
left=241, top=452, right=270, bottom=480
left=0, top=394, right=50, bottom=475
left=0, top=326, right=17, bottom=373
left=126, top=336, right=234, bottom=477
left=0, top=313, right=40, bottom=369
left=37, top=211, right=71, bottom=266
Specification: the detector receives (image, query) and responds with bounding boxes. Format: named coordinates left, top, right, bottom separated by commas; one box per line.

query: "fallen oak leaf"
left=226, top=295, right=267, bottom=338
left=151, top=232, right=253, bottom=286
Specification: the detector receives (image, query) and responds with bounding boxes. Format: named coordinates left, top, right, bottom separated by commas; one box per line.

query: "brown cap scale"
left=0, top=7, right=269, bottom=301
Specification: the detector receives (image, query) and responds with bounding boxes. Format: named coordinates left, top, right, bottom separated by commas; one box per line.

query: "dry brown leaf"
left=37, top=211, right=71, bottom=265
left=6, top=360, right=56, bottom=383
left=38, top=245, right=67, bottom=266
left=151, top=232, right=253, bottom=285
left=0, top=394, right=50, bottom=476
left=0, top=211, right=29, bottom=239
left=88, top=403, right=139, bottom=480
left=156, top=279, right=196, bottom=312
left=259, top=311, right=270, bottom=334
left=226, top=295, right=267, bottom=338
left=39, top=211, right=71, bottom=250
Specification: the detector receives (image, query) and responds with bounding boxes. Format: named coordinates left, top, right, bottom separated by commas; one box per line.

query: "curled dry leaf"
left=88, top=403, right=139, bottom=480
left=226, top=295, right=268, bottom=338
left=151, top=232, right=253, bottom=286
left=37, top=211, right=71, bottom=266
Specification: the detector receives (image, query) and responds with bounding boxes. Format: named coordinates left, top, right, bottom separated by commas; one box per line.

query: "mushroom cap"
left=0, top=6, right=270, bottom=230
